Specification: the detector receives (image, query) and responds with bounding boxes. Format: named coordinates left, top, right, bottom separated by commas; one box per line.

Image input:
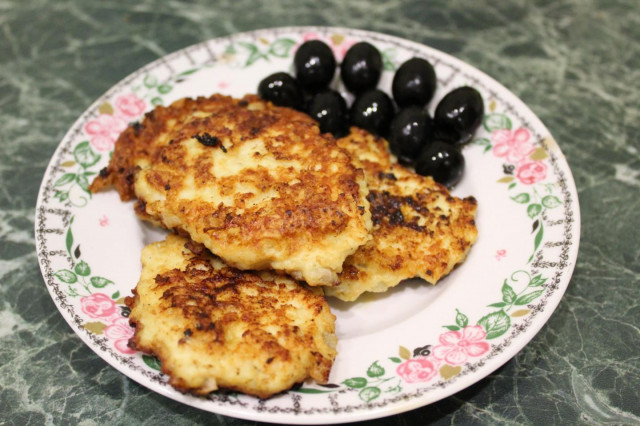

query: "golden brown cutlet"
left=91, top=94, right=372, bottom=286
left=127, top=234, right=337, bottom=399
left=324, top=127, right=478, bottom=301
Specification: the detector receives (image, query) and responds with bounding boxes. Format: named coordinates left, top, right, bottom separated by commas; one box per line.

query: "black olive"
left=257, top=72, right=303, bottom=110
left=415, top=141, right=465, bottom=188
left=392, top=57, right=437, bottom=108
left=294, top=40, right=337, bottom=92
left=350, top=89, right=395, bottom=137
left=301, top=90, right=315, bottom=112
left=307, top=90, right=349, bottom=138
left=433, top=86, right=484, bottom=145
left=340, top=42, right=383, bottom=95
left=388, top=107, right=434, bottom=164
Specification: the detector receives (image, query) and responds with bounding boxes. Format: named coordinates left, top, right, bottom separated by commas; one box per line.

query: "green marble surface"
left=1, top=0, right=639, bottom=424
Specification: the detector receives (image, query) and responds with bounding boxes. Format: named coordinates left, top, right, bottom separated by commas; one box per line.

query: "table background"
left=2, top=0, right=639, bottom=424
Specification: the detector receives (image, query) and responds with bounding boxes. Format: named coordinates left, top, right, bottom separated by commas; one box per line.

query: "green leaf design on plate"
left=511, top=193, right=530, bottom=204
left=343, top=377, right=367, bottom=389
left=291, top=388, right=334, bottom=394
left=142, top=355, right=162, bottom=371
left=73, top=141, right=100, bottom=168
left=501, top=280, right=517, bottom=304
left=443, top=325, right=460, bottom=331
left=111, top=291, right=120, bottom=300
left=381, top=48, right=397, bottom=71
left=55, top=269, right=77, bottom=284
left=74, top=261, right=90, bottom=277
left=65, top=226, right=74, bottom=256
left=542, top=195, right=562, bottom=208
left=487, top=302, right=507, bottom=308
left=177, top=68, right=199, bottom=77
left=455, top=309, right=468, bottom=328
left=473, top=137, right=491, bottom=149
left=54, top=190, right=68, bottom=202
left=90, top=276, right=114, bottom=288
left=366, top=361, right=385, bottom=378
left=157, top=84, right=172, bottom=94
left=477, top=310, right=511, bottom=339
left=151, top=97, right=163, bottom=106
left=528, top=222, right=544, bottom=263
left=237, top=41, right=269, bottom=67
left=527, top=203, right=542, bottom=218
left=268, top=38, right=295, bottom=57
left=389, top=357, right=402, bottom=363
left=515, top=290, right=544, bottom=305
left=75, top=174, right=90, bottom=194
left=529, top=274, right=547, bottom=287
left=143, top=74, right=158, bottom=88
left=483, top=113, right=512, bottom=132
left=55, top=173, right=76, bottom=187
left=359, top=386, right=381, bottom=403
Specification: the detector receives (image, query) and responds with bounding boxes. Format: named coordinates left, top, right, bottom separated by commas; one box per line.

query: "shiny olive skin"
left=257, top=72, right=303, bottom=110
left=392, top=57, right=437, bottom=108
left=415, top=140, right=465, bottom=188
left=340, top=42, right=383, bottom=95
left=294, top=40, right=336, bottom=92
left=350, top=89, right=395, bottom=136
left=307, top=90, right=349, bottom=138
left=388, top=107, right=434, bottom=164
left=433, top=86, right=484, bottom=145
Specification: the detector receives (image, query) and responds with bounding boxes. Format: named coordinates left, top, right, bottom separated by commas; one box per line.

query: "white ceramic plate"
left=35, top=27, right=580, bottom=424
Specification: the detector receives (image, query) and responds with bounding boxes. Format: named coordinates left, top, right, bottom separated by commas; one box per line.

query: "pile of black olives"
left=257, top=39, right=484, bottom=188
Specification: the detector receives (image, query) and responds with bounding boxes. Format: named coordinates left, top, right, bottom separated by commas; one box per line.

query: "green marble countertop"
left=2, top=1, right=639, bottom=424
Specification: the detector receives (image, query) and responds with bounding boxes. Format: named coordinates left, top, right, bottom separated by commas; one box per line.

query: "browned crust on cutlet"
left=362, top=176, right=477, bottom=280
left=89, top=94, right=316, bottom=200
left=130, top=97, right=371, bottom=285
left=89, top=94, right=236, bottom=199
left=138, top=112, right=363, bottom=239
left=126, top=235, right=337, bottom=398
left=326, top=127, right=478, bottom=301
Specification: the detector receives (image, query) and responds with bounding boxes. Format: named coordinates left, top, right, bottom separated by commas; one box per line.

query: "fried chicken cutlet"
left=90, top=94, right=372, bottom=286
left=324, top=127, right=478, bottom=301
left=126, top=234, right=338, bottom=398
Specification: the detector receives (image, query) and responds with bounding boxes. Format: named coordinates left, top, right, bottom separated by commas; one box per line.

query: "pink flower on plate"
left=115, top=93, right=146, bottom=118
left=114, top=338, right=136, bottom=355
left=492, top=128, right=534, bottom=164
left=84, top=113, right=127, bottom=152
left=396, top=356, right=439, bottom=383
left=104, top=317, right=133, bottom=340
left=432, top=325, right=490, bottom=366
left=516, top=160, right=547, bottom=185
left=99, top=215, right=109, bottom=227
left=80, top=293, right=118, bottom=320
left=104, top=317, right=136, bottom=355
